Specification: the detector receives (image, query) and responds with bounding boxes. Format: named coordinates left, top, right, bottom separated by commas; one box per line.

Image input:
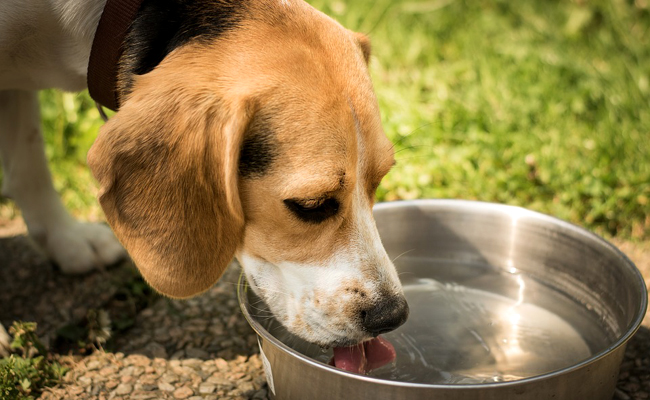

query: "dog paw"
left=43, top=222, right=127, bottom=274
left=0, top=323, right=10, bottom=357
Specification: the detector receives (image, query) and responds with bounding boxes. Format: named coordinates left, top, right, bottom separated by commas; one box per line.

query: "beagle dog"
left=0, top=0, right=408, bottom=355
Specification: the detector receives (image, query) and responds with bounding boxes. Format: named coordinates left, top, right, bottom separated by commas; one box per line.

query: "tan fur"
left=354, top=33, right=372, bottom=64
left=234, top=5, right=394, bottom=267
left=88, top=0, right=394, bottom=301
left=88, top=46, right=252, bottom=298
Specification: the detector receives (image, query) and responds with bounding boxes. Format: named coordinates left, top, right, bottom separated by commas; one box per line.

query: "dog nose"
left=361, top=295, right=409, bottom=335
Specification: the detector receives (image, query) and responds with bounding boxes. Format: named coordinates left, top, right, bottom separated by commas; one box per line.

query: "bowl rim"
left=237, top=199, right=648, bottom=389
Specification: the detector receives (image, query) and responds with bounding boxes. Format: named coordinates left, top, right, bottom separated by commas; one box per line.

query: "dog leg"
left=0, top=90, right=126, bottom=273
left=0, top=323, right=9, bottom=357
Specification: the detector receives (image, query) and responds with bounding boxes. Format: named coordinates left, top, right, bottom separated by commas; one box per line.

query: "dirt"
left=0, top=219, right=267, bottom=400
left=0, top=218, right=649, bottom=400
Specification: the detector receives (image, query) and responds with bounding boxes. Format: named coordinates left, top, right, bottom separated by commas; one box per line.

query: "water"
left=249, top=258, right=616, bottom=384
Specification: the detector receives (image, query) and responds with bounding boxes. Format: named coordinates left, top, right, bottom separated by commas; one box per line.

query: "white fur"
left=0, top=0, right=405, bottom=351
left=0, top=0, right=125, bottom=351
left=0, top=323, right=10, bottom=357
left=237, top=101, right=405, bottom=346
left=238, top=176, right=404, bottom=346
left=0, top=0, right=105, bottom=92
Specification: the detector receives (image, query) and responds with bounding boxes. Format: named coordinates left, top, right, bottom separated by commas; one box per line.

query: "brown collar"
left=87, top=0, right=145, bottom=111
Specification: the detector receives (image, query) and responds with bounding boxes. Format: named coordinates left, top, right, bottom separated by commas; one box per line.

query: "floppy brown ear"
left=354, top=32, right=372, bottom=64
left=88, top=60, right=249, bottom=299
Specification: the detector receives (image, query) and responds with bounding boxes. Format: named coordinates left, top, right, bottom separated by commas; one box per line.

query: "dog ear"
left=354, top=32, right=372, bottom=64
left=88, top=61, right=250, bottom=299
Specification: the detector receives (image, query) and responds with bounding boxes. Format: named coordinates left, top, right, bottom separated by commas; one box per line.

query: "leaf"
left=19, top=378, right=31, bottom=391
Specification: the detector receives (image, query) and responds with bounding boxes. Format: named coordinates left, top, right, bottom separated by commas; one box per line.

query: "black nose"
left=360, top=295, right=409, bottom=336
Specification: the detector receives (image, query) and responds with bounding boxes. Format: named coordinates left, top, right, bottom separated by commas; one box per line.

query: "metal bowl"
left=238, top=200, right=647, bottom=400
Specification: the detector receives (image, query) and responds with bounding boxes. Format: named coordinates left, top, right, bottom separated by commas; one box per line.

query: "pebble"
left=186, top=348, right=210, bottom=359
left=173, top=386, right=194, bottom=399
left=181, top=358, right=204, bottom=369
left=78, top=376, right=92, bottom=387
left=132, top=392, right=158, bottom=400
left=32, top=266, right=270, bottom=399
left=105, top=380, right=119, bottom=390
left=207, top=375, right=234, bottom=388
left=100, top=366, right=118, bottom=375
left=86, top=360, right=101, bottom=370
left=158, top=381, right=176, bottom=392
left=19, top=256, right=650, bottom=400
left=160, top=372, right=180, bottom=383
left=199, top=383, right=217, bottom=394
left=617, top=326, right=650, bottom=400
left=115, top=383, right=133, bottom=395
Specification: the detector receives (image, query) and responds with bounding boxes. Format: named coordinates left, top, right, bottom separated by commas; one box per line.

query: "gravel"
left=0, top=233, right=267, bottom=400
left=1, top=230, right=649, bottom=400
left=612, top=240, right=650, bottom=400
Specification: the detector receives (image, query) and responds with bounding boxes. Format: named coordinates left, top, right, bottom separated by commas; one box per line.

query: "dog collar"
left=87, top=0, right=145, bottom=111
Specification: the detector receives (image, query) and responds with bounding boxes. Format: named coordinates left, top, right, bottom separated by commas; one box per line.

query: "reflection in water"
left=496, top=272, right=526, bottom=378
left=380, top=274, right=591, bottom=383
left=251, top=260, right=611, bottom=385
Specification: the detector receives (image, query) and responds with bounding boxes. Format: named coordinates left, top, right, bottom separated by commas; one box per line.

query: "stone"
left=240, top=381, right=255, bottom=394
left=158, top=381, right=176, bottom=392
left=206, top=376, right=234, bottom=388
left=185, top=348, right=210, bottom=359
left=172, top=365, right=198, bottom=377
left=199, top=383, right=216, bottom=394
left=143, top=342, right=169, bottom=359
left=69, top=386, right=84, bottom=395
left=181, top=358, right=204, bottom=369
left=115, top=383, right=133, bottom=395
left=214, top=358, right=229, bottom=371
left=78, top=376, right=92, bottom=387
left=105, top=380, right=119, bottom=390
left=129, top=355, right=152, bottom=367
left=99, top=366, right=118, bottom=375
left=173, top=386, right=194, bottom=399
left=131, top=391, right=158, bottom=399
left=160, top=372, right=180, bottom=383
left=86, top=360, right=101, bottom=370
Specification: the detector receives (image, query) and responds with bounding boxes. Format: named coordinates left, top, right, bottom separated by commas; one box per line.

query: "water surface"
left=249, top=258, right=614, bottom=384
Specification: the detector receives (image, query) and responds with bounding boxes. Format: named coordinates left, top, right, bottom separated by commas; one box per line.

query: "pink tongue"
left=331, top=336, right=396, bottom=374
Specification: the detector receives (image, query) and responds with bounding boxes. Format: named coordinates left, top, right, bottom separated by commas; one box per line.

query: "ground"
left=0, top=218, right=268, bottom=400
left=0, top=217, right=649, bottom=400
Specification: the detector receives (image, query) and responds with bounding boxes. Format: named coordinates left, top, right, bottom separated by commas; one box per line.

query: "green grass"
left=3, top=0, right=649, bottom=239
left=0, top=322, right=68, bottom=400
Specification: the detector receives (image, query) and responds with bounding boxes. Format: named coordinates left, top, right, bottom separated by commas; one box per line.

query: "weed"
left=0, top=322, right=67, bottom=400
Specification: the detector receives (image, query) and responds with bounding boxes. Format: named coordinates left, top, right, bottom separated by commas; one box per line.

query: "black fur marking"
left=283, top=198, right=340, bottom=224
left=238, top=115, right=278, bottom=179
left=120, top=0, right=247, bottom=96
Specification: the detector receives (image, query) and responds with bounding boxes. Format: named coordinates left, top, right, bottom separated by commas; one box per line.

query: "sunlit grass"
left=317, top=0, right=650, bottom=239
left=3, top=0, right=648, bottom=239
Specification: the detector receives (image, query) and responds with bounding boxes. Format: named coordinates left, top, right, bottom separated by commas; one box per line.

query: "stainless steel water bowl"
left=238, top=200, right=647, bottom=400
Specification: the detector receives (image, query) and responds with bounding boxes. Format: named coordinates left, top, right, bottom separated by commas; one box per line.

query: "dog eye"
left=283, top=198, right=340, bottom=223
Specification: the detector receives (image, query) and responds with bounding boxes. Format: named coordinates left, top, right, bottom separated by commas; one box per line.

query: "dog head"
left=88, top=0, right=408, bottom=347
